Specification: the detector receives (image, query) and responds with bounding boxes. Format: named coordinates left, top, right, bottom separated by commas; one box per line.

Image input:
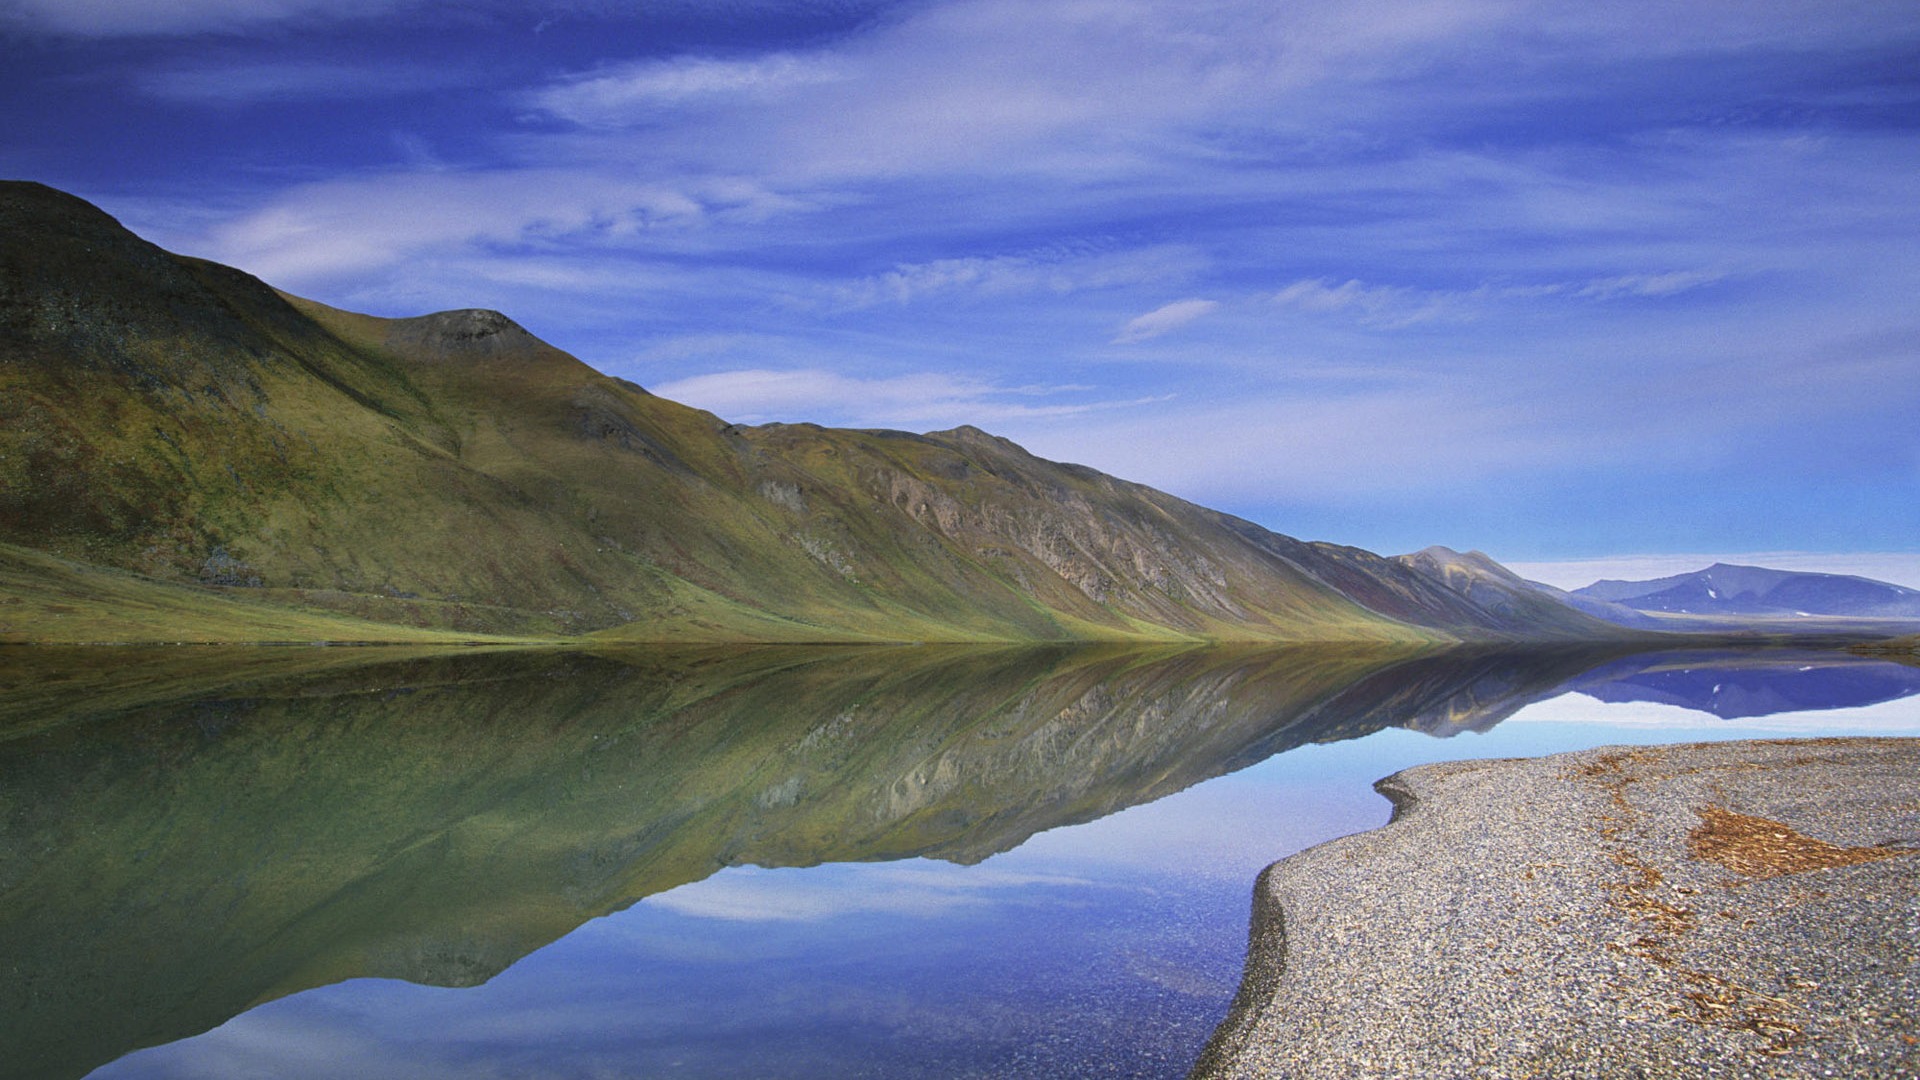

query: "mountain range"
left=1, top=180, right=1910, bottom=645
left=0, top=180, right=1633, bottom=645
left=1395, top=546, right=1920, bottom=636
left=1573, top=563, right=1920, bottom=619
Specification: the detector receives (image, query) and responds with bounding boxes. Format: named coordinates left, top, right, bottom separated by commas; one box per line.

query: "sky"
left=3, top=0, right=1918, bottom=577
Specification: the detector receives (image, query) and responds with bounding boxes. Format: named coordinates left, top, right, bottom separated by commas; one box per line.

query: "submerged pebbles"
left=1194, top=737, right=1920, bottom=1079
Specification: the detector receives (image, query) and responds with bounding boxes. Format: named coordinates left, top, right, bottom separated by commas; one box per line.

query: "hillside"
left=0, top=180, right=1631, bottom=643
left=1392, top=546, right=1644, bottom=636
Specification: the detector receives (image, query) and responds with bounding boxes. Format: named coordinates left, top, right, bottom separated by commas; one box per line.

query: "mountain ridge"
left=1, top=179, right=1635, bottom=644
left=1392, top=545, right=1661, bottom=635
left=1573, top=562, right=1920, bottom=620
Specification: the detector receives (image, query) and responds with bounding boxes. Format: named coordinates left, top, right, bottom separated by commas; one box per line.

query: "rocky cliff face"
left=0, top=180, right=1629, bottom=643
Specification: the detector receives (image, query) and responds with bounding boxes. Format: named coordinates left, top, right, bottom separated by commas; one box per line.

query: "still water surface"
left=2, top=645, right=1915, bottom=1079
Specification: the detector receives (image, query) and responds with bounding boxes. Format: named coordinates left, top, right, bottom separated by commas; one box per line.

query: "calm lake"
left=4, top=643, right=1917, bottom=1080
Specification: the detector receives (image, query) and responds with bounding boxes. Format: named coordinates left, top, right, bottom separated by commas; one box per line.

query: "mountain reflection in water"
left=1565, top=649, right=1920, bottom=718
left=1, top=643, right=1914, bottom=1080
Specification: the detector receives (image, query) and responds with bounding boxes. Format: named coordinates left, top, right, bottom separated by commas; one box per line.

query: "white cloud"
left=1112, top=298, right=1219, bottom=343
left=1005, top=389, right=1587, bottom=505
left=504, top=0, right=1526, bottom=186
left=857, top=255, right=1044, bottom=304
left=134, top=60, right=473, bottom=103
left=1525, top=1, right=1920, bottom=57
left=654, top=368, right=982, bottom=419
left=1272, top=270, right=1726, bottom=327
left=1573, top=270, right=1725, bottom=300
left=1272, top=278, right=1461, bottom=327
left=818, top=245, right=1206, bottom=309
left=195, top=169, right=792, bottom=284
left=648, top=367, right=1162, bottom=427
left=0, top=0, right=420, bottom=36
left=631, top=332, right=776, bottom=363
left=531, top=53, right=850, bottom=126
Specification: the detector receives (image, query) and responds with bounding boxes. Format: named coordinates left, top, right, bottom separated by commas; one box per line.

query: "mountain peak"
left=382, top=308, right=542, bottom=362
left=0, top=179, right=123, bottom=229
left=1388, top=544, right=1624, bottom=636
left=931, top=423, right=999, bottom=443
left=1573, top=563, right=1920, bottom=619
left=413, top=308, right=524, bottom=338
left=1402, top=546, right=1510, bottom=577
left=927, top=424, right=1034, bottom=458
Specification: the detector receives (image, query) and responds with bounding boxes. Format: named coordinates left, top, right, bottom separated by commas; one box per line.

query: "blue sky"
left=4, top=0, right=1918, bottom=575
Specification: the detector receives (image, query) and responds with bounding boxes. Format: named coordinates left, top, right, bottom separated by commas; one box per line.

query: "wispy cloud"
left=1112, top=298, right=1219, bottom=343
left=1272, top=270, right=1726, bottom=327
left=1271, top=279, right=1461, bottom=327
left=531, top=53, right=849, bottom=126
left=1573, top=270, right=1724, bottom=300
left=1009, top=390, right=1585, bottom=505
left=197, top=169, right=799, bottom=284
left=816, top=245, right=1206, bottom=310
left=631, top=332, right=779, bottom=363
left=1, top=0, right=421, bottom=36
left=134, top=60, right=475, bottom=103
left=649, top=367, right=1162, bottom=428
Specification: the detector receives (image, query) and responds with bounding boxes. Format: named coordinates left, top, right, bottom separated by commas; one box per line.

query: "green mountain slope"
left=0, top=180, right=1631, bottom=643
left=0, top=539, right=537, bottom=644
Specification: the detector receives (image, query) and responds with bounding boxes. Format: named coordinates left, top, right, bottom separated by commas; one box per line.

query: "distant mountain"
left=0, top=180, right=1633, bottom=644
left=1391, top=546, right=1660, bottom=634
left=1574, top=563, right=1920, bottom=620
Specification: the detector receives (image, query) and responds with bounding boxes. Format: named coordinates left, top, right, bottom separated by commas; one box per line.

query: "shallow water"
left=2, top=644, right=1914, bottom=1080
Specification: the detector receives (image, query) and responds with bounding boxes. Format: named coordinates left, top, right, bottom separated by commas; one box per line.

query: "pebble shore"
left=1193, top=737, right=1920, bottom=1079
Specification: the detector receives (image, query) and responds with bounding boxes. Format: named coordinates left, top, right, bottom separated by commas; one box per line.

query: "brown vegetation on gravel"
left=1689, top=806, right=1910, bottom=880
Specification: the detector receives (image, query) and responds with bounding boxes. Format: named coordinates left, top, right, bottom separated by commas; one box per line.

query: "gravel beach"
left=1194, top=737, right=1920, bottom=1079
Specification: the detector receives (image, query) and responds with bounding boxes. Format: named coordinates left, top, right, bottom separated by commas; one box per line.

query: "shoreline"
left=1193, top=737, right=1920, bottom=1079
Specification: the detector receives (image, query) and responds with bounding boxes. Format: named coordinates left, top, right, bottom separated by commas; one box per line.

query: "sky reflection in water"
left=83, top=656, right=1920, bottom=1080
